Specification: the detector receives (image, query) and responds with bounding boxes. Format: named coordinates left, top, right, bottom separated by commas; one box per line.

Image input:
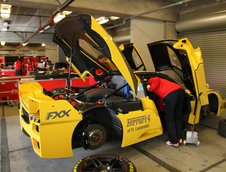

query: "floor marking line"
left=9, top=146, right=33, bottom=153
left=1, top=118, right=11, bottom=172
left=0, top=115, right=19, bottom=119
left=199, top=158, right=226, bottom=172
left=133, top=145, right=182, bottom=172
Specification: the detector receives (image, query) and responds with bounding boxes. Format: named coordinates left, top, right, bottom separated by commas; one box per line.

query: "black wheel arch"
left=71, top=107, right=116, bottom=149
left=208, top=93, right=219, bottom=115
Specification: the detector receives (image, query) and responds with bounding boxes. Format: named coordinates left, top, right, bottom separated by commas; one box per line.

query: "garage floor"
left=1, top=103, right=226, bottom=172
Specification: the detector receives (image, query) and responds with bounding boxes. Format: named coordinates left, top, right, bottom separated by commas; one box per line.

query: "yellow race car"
left=19, top=14, right=226, bottom=159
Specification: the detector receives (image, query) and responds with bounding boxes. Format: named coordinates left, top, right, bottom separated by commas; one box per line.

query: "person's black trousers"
left=163, top=89, right=184, bottom=143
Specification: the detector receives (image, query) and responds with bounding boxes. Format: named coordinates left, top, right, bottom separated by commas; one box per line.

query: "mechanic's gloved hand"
left=147, top=85, right=150, bottom=90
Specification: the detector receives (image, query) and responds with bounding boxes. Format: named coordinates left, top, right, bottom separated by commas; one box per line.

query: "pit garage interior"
left=1, top=0, right=226, bottom=172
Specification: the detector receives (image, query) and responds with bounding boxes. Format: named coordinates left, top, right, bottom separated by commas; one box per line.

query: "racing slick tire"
left=218, top=119, right=226, bottom=138
left=73, top=154, right=136, bottom=172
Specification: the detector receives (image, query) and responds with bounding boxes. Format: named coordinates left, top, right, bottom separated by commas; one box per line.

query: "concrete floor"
left=1, top=103, right=226, bottom=172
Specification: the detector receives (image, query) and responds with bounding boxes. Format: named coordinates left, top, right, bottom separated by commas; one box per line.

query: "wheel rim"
left=78, top=155, right=130, bottom=172
left=84, top=124, right=107, bottom=150
left=87, top=129, right=104, bottom=147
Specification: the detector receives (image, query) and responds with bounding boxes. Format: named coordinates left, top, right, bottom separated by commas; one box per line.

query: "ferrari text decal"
left=127, top=115, right=150, bottom=127
left=47, top=109, right=71, bottom=120
left=127, top=115, right=150, bottom=133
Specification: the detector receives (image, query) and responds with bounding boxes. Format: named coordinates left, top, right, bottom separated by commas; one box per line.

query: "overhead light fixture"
left=54, top=13, right=65, bottom=23
left=96, top=16, right=109, bottom=25
left=109, top=16, right=120, bottom=20
left=22, top=42, right=28, bottom=46
left=0, top=4, right=11, bottom=19
left=62, top=10, right=72, bottom=15
left=39, top=25, right=51, bottom=33
left=1, top=41, right=5, bottom=46
left=54, top=10, right=72, bottom=23
left=41, top=43, right=45, bottom=47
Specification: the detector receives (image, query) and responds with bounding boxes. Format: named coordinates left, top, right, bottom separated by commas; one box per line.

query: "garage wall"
left=58, top=46, right=66, bottom=63
left=180, top=29, right=226, bottom=98
left=130, top=18, right=164, bottom=71
left=45, top=43, right=58, bottom=64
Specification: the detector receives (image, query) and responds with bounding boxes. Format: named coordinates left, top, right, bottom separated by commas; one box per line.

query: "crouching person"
left=147, top=77, right=185, bottom=148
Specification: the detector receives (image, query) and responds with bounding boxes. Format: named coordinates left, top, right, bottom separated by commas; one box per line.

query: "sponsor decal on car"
left=46, top=109, right=71, bottom=120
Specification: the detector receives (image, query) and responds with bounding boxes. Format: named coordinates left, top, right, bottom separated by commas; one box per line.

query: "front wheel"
left=84, top=124, right=107, bottom=150
left=73, top=154, right=136, bottom=172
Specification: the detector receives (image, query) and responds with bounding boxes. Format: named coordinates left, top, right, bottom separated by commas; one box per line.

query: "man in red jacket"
left=14, top=57, right=23, bottom=76
left=147, top=77, right=185, bottom=148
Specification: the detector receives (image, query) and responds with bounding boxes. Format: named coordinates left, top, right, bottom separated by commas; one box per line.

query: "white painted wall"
left=131, top=18, right=164, bottom=71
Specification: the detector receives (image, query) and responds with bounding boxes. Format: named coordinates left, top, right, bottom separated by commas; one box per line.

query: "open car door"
left=53, top=14, right=138, bottom=94
left=119, top=43, right=147, bottom=71
left=147, top=39, right=209, bottom=106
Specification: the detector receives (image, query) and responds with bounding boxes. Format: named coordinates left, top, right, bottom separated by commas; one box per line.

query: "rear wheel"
left=73, top=154, right=136, bottom=172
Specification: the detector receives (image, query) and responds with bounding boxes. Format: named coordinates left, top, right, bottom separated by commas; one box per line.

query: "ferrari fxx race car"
left=19, top=14, right=226, bottom=158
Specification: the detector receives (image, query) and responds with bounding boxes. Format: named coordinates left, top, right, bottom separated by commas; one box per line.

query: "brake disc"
left=84, top=124, right=107, bottom=150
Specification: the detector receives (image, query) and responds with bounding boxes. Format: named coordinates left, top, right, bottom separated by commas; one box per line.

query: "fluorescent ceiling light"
left=1, top=41, right=5, bottom=46
left=22, top=42, right=28, bottom=46
left=41, top=43, right=45, bottom=47
left=62, top=11, right=72, bottom=15
left=44, top=25, right=50, bottom=30
left=39, top=25, right=50, bottom=33
left=109, top=16, right=120, bottom=20
left=54, top=11, right=72, bottom=23
left=0, top=4, right=11, bottom=19
left=54, top=13, right=65, bottom=23
left=96, top=17, right=109, bottom=25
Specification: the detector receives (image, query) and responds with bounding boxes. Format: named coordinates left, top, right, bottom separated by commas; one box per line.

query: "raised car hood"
left=53, top=14, right=138, bottom=93
left=147, top=40, right=179, bottom=71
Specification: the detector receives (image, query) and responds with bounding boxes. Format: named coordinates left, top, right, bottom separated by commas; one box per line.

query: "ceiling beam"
left=0, top=32, right=53, bottom=43
left=6, top=0, right=177, bottom=21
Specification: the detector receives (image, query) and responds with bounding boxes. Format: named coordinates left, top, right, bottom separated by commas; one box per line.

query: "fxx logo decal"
left=47, top=109, right=71, bottom=120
